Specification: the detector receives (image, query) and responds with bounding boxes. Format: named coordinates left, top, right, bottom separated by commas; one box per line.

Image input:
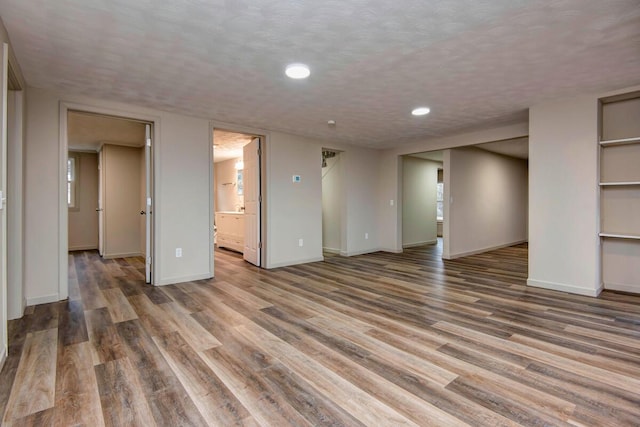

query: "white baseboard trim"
left=0, top=346, right=6, bottom=374
left=69, top=245, right=98, bottom=251
left=603, top=281, right=640, bottom=294
left=27, top=293, right=61, bottom=306
left=403, top=239, right=437, bottom=248
left=156, top=273, right=213, bottom=286
left=447, top=240, right=527, bottom=259
left=527, top=278, right=603, bottom=297
left=379, top=247, right=403, bottom=253
left=322, top=247, right=341, bottom=254
left=340, top=248, right=379, bottom=257
left=267, top=256, right=325, bottom=269
left=103, top=252, right=143, bottom=259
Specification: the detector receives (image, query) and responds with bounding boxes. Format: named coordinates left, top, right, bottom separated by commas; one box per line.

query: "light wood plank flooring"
left=1, top=243, right=640, bottom=426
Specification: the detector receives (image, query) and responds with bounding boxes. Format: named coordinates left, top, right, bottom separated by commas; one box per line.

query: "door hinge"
left=259, top=195, right=262, bottom=203
left=147, top=256, right=152, bottom=265
left=258, top=242, right=262, bottom=249
left=257, top=148, right=261, bottom=156
left=146, top=138, right=152, bottom=147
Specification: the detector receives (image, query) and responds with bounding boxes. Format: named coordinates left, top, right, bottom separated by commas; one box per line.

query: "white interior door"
left=97, top=149, right=104, bottom=256
left=243, top=137, right=260, bottom=266
left=145, top=124, right=152, bottom=283
left=0, top=43, right=8, bottom=351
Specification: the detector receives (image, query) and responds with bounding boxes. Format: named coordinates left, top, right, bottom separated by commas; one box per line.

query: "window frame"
left=67, top=153, right=79, bottom=211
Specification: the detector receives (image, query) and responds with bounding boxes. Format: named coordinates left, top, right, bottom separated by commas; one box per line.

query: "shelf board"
left=600, top=136, right=640, bottom=146
left=600, top=232, right=640, bottom=240
left=600, top=181, right=640, bottom=186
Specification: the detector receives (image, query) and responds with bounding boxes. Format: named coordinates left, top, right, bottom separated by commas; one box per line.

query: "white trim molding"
left=527, top=278, right=603, bottom=297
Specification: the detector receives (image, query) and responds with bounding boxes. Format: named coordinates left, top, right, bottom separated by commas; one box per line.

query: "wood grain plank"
left=85, top=307, right=127, bottom=365
left=54, top=342, right=105, bottom=427
left=152, top=331, right=254, bottom=426
left=94, top=357, right=157, bottom=427
left=3, top=329, right=58, bottom=421
left=101, top=288, right=138, bottom=323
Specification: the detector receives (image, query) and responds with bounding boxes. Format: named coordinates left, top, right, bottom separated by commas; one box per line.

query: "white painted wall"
left=445, top=147, right=528, bottom=259
left=342, top=147, right=381, bottom=256
left=402, top=156, right=439, bottom=247
left=266, top=132, right=324, bottom=267
left=68, top=151, right=98, bottom=251
left=215, top=157, right=244, bottom=212
left=322, top=153, right=342, bottom=253
left=528, top=95, right=600, bottom=296
left=102, top=145, right=142, bottom=258
left=265, top=132, right=381, bottom=267
left=24, top=87, right=213, bottom=303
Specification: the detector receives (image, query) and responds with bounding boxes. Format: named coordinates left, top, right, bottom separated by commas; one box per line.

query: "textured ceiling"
left=213, top=129, right=254, bottom=163
left=476, top=137, right=529, bottom=159
left=2, top=0, right=639, bottom=148
left=67, top=111, right=146, bottom=151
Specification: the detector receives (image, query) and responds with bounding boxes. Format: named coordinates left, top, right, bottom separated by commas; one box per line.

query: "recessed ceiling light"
left=285, top=63, right=310, bottom=79
left=412, top=107, right=431, bottom=116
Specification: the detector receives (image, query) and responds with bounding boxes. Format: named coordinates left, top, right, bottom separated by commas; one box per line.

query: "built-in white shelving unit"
left=599, top=92, right=640, bottom=294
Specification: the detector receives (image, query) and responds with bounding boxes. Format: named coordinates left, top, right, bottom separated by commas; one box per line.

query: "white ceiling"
left=476, top=137, right=529, bottom=159
left=213, top=130, right=254, bottom=163
left=68, top=111, right=146, bottom=151
left=2, top=1, right=639, bottom=149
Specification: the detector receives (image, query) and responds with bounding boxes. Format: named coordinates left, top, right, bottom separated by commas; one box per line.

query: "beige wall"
left=402, top=156, right=439, bottom=247
left=214, top=157, right=243, bottom=213
left=322, top=153, right=342, bottom=252
left=444, top=147, right=528, bottom=259
left=68, top=152, right=98, bottom=250
left=102, top=145, right=142, bottom=258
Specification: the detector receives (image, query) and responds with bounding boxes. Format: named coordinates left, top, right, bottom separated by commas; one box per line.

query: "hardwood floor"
left=1, top=242, right=640, bottom=426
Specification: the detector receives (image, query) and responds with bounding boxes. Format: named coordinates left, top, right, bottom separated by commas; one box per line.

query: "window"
left=67, top=155, right=77, bottom=208
left=436, top=182, right=444, bottom=221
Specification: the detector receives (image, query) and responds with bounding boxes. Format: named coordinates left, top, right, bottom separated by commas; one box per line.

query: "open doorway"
left=321, top=149, right=344, bottom=254
left=403, top=137, right=528, bottom=260
left=62, top=109, right=155, bottom=292
left=212, top=129, right=263, bottom=267
left=401, top=151, right=443, bottom=249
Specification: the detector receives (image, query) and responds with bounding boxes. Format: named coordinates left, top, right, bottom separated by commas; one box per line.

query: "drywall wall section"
left=402, top=156, right=439, bottom=247
left=445, top=147, right=528, bottom=259
left=266, top=131, right=323, bottom=268
left=322, top=153, right=342, bottom=253
left=265, top=132, right=381, bottom=267
left=24, top=87, right=212, bottom=303
left=528, top=95, right=600, bottom=296
left=68, top=151, right=99, bottom=250
left=214, top=157, right=243, bottom=212
left=102, top=145, right=142, bottom=258
left=342, top=147, right=381, bottom=256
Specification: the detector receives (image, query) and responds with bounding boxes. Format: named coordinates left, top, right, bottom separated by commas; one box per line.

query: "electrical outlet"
left=298, top=238, right=304, bottom=247
left=176, top=248, right=182, bottom=258
left=365, top=233, right=369, bottom=240
left=390, top=199, right=394, bottom=206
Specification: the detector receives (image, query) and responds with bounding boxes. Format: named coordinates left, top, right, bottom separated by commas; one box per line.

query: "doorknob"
left=140, top=210, right=146, bottom=215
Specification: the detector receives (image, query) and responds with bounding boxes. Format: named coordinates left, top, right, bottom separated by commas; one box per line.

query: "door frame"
left=210, top=121, right=269, bottom=274
left=59, top=102, right=160, bottom=297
